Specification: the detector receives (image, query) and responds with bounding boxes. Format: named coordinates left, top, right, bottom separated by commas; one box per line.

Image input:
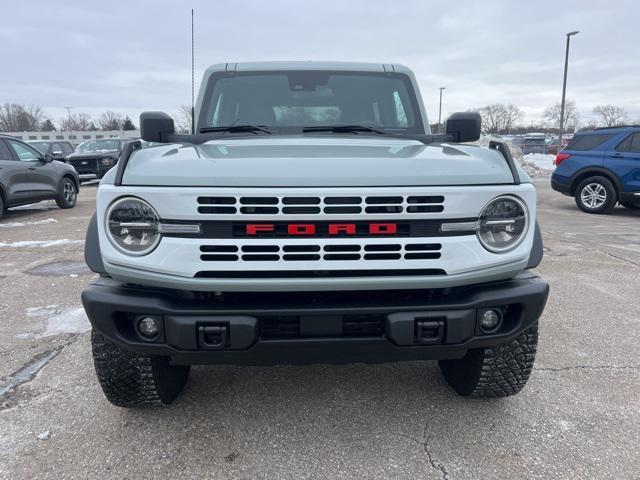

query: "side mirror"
left=140, top=111, right=175, bottom=142
left=43, top=154, right=54, bottom=163
left=52, top=151, right=63, bottom=158
left=446, top=112, right=481, bottom=143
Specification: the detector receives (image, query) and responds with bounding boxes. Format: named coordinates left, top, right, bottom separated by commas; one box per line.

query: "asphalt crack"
left=0, top=334, right=81, bottom=408
left=397, top=425, right=450, bottom=480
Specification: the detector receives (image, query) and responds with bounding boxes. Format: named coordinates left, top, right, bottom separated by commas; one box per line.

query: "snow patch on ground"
left=0, top=239, right=83, bottom=248
left=475, top=136, right=554, bottom=177
left=0, top=218, right=57, bottom=228
left=524, top=153, right=556, bottom=172
left=26, top=305, right=90, bottom=337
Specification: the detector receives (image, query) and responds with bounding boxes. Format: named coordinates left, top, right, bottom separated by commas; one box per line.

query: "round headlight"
left=477, top=195, right=529, bottom=253
left=106, top=197, right=161, bottom=255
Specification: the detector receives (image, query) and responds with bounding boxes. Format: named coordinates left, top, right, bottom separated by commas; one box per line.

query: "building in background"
left=0, top=130, right=140, bottom=147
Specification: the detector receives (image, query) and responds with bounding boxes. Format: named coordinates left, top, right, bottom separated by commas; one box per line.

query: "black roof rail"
left=488, top=141, right=520, bottom=185
left=592, top=125, right=640, bottom=131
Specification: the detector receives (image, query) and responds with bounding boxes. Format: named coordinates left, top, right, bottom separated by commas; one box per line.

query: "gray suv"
left=0, top=135, right=80, bottom=217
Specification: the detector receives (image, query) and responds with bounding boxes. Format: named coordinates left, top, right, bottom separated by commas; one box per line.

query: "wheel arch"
left=62, top=172, right=80, bottom=192
left=569, top=168, right=621, bottom=197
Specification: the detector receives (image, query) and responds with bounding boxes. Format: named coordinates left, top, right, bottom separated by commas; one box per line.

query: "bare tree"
left=592, top=104, right=629, bottom=127
left=98, top=111, right=124, bottom=130
left=175, top=105, right=193, bottom=134
left=0, top=103, right=46, bottom=131
left=476, top=103, right=523, bottom=134
left=544, top=100, right=579, bottom=132
left=60, top=112, right=94, bottom=131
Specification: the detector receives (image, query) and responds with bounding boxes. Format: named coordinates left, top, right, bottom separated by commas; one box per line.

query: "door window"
left=615, top=134, right=633, bottom=152
left=52, top=143, right=64, bottom=155
left=9, top=141, right=41, bottom=161
left=630, top=133, right=640, bottom=153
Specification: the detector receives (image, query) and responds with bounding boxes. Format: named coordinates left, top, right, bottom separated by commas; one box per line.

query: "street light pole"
left=559, top=31, right=579, bottom=146
left=438, top=87, right=446, bottom=133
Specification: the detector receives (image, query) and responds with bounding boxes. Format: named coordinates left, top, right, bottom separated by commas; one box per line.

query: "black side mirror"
left=140, top=111, right=175, bottom=142
left=446, top=112, right=481, bottom=143
left=43, top=154, right=54, bottom=162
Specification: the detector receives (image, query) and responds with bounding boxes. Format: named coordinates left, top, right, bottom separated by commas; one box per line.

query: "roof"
left=203, top=61, right=413, bottom=76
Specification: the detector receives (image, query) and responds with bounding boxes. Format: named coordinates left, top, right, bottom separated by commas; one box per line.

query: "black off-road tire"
left=91, top=330, right=190, bottom=407
left=574, top=176, right=616, bottom=214
left=438, top=323, right=538, bottom=398
left=55, top=177, right=77, bottom=209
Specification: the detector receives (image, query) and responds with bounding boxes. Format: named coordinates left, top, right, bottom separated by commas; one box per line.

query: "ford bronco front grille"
left=197, top=195, right=445, bottom=215
left=199, top=243, right=442, bottom=262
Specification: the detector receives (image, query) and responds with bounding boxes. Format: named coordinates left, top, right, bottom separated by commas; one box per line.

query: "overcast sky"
left=3, top=0, right=639, bottom=128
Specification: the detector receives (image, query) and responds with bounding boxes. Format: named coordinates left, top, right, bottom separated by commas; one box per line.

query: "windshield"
left=199, top=71, right=423, bottom=134
left=29, top=142, right=51, bottom=152
left=76, top=140, right=121, bottom=153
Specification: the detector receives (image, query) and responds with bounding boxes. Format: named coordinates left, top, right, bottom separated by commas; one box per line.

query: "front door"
left=7, top=140, right=58, bottom=197
left=0, top=139, right=28, bottom=204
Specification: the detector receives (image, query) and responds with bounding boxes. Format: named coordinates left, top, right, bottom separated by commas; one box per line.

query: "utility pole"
left=559, top=31, right=579, bottom=146
left=191, top=9, right=195, bottom=134
left=64, top=106, right=73, bottom=131
left=438, top=87, right=446, bottom=133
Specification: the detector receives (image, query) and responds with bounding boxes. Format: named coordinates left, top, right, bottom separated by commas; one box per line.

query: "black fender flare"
left=85, top=212, right=107, bottom=274
left=526, top=221, right=543, bottom=269
left=569, top=167, right=623, bottom=195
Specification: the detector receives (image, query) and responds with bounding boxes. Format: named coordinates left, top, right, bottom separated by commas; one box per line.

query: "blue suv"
left=551, top=126, right=640, bottom=214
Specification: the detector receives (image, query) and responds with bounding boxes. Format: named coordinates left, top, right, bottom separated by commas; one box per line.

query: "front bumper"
left=81, top=272, right=549, bottom=366
left=619, top=192, right=640, bottom=206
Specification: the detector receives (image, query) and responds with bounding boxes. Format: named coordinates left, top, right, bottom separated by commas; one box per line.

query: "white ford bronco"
left=82, top=62, right=548, bottom=407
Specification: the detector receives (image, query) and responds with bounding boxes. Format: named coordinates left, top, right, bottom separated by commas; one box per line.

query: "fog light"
left=479, top=309, right=502, bottom=332
left=136, top=316, right=161, bottom=340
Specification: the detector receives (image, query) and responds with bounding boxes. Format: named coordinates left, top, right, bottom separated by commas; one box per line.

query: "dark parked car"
left=551, top=126, right=640, bottom=213
left=65, top=138, right=130, bottom=180
left=0, top=135, right=80, bottom=218
left=521, top=135, right=549, bottom=154
left=27, top=140, right=74, bottom=160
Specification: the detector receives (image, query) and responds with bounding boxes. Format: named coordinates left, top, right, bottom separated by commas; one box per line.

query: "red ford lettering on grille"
left=246, top=224, right=275, bottom=235
left=246, top=223, right=398, bottom=236
left=369, top=223, right=397, bottom=234
left=328, top=224, right=356, bottom=235
left=288, top=224, right=316, bottom=235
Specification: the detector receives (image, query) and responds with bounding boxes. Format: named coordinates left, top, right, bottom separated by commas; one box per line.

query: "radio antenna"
left=191, top=8, right=195, bottom=134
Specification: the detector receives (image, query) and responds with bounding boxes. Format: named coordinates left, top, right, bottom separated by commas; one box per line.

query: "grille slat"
left=199, top=242, right=442, bottom=262
left=196, top=194, right=446, bottom=215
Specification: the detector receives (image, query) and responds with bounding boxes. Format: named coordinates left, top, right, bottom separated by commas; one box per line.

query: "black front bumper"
left=81, top=273, right=549, bottom=366
left=619, top=192, right=640, bottom=206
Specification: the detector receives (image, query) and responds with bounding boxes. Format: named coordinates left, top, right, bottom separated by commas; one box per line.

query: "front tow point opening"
left=198, top=325, right=229, bottom=350
left=415, top=319, right=446, bottom=344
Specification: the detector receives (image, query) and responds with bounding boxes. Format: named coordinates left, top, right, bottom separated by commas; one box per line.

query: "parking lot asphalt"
left=0, top=178, right=639, bottom=480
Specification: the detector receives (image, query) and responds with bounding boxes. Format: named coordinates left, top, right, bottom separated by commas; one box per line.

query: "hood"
left=68, top=150, right=119, bottom=158
left=120, top=136, right=520, bottom=187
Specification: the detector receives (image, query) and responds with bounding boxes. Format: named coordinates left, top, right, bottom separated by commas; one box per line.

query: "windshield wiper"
left=199, top=125, right=272, bottom=134
left=303, top=124, right=386, bottom=135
